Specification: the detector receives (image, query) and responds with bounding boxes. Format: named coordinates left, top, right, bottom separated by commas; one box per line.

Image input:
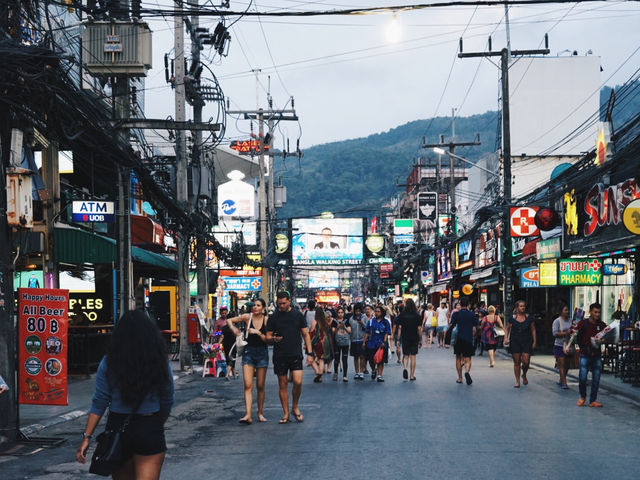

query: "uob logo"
left=221, top=200, right=236, bottom=215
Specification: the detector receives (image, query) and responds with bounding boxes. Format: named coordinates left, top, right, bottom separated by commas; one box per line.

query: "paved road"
left=2, top=347, right=640, bottom=479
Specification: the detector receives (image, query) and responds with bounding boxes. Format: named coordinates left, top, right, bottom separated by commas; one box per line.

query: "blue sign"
left=395, top=234, right=413, bottom=245
left=602, top=264, right=627, bottom=275
left=520, top=266, right=540, bottom=288
left=220, top=199, right=237, bottom=215
left=221, top=276, right=262, bottom=291
left=72, top=201, right=115, bottom=223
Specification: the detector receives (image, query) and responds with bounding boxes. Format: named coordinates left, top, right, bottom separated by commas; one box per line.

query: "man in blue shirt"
left=362, top=305, right=391, bottom=382
left=449, top=296, right=479, bottom=385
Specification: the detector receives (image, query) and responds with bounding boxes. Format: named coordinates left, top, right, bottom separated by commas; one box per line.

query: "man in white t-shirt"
left=435, top=301, right=450, bottom=348
left=304, top=300, right=317, bottom=330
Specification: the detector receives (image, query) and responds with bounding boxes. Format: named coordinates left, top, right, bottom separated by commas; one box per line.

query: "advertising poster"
left=455, top=239, right=473, bottom=270
left=18, top=288, right=69, bottom=406
left=292, top=218, right=363, bottom=265
left=308, top=271, right=340, bottom=289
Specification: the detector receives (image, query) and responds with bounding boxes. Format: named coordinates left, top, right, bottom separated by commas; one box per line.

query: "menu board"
left=18, top=288, right=69, bottom=405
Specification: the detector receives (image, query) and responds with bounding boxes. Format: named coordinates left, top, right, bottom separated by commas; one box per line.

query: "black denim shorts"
left=105, top=411, right=167, bottom=458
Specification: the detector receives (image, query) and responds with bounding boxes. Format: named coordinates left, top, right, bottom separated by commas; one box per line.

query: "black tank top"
left=246, top=314, right=267, bottom=347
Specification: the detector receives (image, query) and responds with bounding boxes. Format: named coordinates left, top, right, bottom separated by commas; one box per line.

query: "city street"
left=2, top=346, right=640, bottom=479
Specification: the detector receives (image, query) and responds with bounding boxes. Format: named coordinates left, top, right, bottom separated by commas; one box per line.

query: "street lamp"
left=432, top=147, right=499, bottom=178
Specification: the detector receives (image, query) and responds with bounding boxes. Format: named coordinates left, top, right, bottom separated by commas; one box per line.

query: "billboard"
left=308, top=271, right=340, bottom=289
left=292, top=218, right=363, bottom=265
left=394, top=219, right=413, bottom=244
left=509, top=56, right=601, bottom=156
left=455, top=239, right=473, bottom=270
left=417, top=192, right=437, bottom=226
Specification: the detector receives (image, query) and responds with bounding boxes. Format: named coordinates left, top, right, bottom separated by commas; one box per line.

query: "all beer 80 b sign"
left=18, top=289, right=69, bottom=406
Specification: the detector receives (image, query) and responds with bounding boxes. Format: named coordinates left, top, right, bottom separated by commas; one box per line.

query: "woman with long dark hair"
left=397, top=299, right=422, bottom=381
left=226, top=299, right=270, bottom=424
left=331, top=306, right=351, bottom=382
left=76, top=310, right=174, bottom=479
left=309, top=307, right=332, bottom=383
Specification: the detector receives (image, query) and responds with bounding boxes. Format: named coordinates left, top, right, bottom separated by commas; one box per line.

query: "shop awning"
left=469, top=267, right=497, bottom=281
left=476, top=274, right=500, bottom=287
left=54, top=225, right=177, bottom=271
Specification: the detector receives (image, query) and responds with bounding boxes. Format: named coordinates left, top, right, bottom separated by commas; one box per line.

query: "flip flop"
left=258, top=415, right=268, bottom=423
left=239, top=418, right=252, bottom=425
left=293, top=411, right=304, bottom=422
left=456, top=379, right=463, bottom=384
left=278, top=417, right=291, bottom=424
left=522, top=378, right=528, bottom=385
left=514, top=385, right=520, bottom=388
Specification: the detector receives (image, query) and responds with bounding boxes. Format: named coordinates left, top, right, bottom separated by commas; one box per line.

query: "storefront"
left=561, top=157, right=639, bottom=323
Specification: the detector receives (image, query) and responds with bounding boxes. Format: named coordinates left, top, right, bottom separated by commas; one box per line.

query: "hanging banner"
left=18, top=288, right=69, bottom=405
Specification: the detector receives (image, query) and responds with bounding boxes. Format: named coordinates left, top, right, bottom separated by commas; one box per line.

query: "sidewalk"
left=18, top=361, right=196, bottom=437
left=498, top=351, right=640, bottom=404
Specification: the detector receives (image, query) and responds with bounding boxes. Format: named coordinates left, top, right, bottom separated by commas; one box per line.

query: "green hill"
left=278, top=80, right=640, bottom=220
left=277, top=111, right=499, bottom=219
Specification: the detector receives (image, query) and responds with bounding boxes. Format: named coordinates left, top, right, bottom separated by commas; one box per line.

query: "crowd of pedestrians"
left=67, top=293, right=611, bottom=480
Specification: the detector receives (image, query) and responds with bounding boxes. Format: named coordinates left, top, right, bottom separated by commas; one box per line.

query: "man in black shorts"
left=449, top=296, right=479, bottom=385
left=266, top=291, right=314, bottom=424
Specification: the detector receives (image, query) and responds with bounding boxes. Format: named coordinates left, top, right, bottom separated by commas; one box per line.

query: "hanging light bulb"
left=385, top=12, right=402, bottom=44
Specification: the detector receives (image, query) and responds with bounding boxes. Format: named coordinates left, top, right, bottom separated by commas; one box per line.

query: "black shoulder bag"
left=89, top=396, right=145, bottom=476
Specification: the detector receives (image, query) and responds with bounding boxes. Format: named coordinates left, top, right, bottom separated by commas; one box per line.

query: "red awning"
left=131, top=215, right=169, bottom=252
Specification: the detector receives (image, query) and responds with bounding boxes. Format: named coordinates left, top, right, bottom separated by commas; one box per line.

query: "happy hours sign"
left=18, top=289, right=69, bottom=405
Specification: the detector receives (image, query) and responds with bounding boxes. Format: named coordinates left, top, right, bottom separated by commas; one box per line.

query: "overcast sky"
left=143, top=1, right=640, bottom=150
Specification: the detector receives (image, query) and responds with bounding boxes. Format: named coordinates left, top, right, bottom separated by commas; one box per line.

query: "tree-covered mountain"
left=278, top=81, right=639, bottom=219
left=278, top=111, right=499, bottom=219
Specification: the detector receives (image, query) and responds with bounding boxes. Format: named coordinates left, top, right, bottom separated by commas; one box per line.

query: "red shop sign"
left=18, top=288, right=69, bottom=406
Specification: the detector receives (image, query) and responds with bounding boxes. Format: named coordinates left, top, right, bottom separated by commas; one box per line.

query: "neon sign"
left=229, top=139, right=269, bottom=155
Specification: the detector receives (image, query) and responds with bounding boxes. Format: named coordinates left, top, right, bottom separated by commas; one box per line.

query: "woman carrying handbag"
left=76, top=310, right=174, bottom=479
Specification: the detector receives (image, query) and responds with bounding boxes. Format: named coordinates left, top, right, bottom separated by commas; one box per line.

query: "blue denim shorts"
left=242, top=345, right=269, bottom=368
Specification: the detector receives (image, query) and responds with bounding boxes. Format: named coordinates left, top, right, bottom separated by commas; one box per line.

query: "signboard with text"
left=18, top=288, right=69, bottom=405
left=539, top=261, right=558, bottom=286
left=72, top=201, right=115, bottom=223
left=520, top=266, right=540, bottom=288
left=559, top=259, right=602, bottom=286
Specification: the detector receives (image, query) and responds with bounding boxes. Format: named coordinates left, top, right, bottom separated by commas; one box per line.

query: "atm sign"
left=72, top=201, right=115, bottom=223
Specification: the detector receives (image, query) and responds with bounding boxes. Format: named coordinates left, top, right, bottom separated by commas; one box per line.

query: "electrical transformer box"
left=82, top=21, right=152, bottom=77
left=6, top=171, right=33, bottom=228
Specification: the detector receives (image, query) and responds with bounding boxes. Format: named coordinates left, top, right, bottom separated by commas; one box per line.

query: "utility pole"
left=115, top=77, right=133, bottom=319
left=174, top=1, right=191, bottom=370
left=227, top=105, right=299, bottom=304
left=0, top=119, right=17, bottom=443
left=458, top=35, right=550, bottom=318
left=111, top=2, right=133, bottom=320
left=258, top=109, right=269, bottom=302
left=422, top=132, right=481, bottom=237
left=189, top=0, right=208, bottom=321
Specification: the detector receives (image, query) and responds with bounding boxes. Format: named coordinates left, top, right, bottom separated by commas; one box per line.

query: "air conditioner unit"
left=82, top=21, right=152, bottom=77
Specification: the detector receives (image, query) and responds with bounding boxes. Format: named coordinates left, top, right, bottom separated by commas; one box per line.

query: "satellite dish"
left=142, top=201, right=157, bottom=215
